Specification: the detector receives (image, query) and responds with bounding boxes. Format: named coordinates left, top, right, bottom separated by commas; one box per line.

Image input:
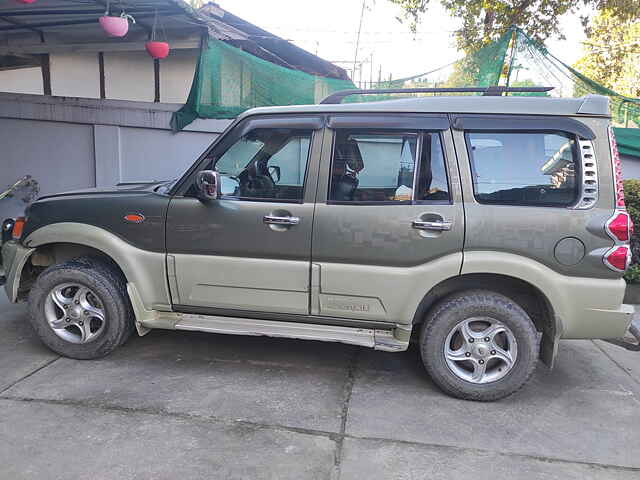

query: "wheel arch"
left=413, top=273, right=559, bottom=367
left=17, top=223, right=170, bottom=311
left=16, top=242, right=128, bottom=300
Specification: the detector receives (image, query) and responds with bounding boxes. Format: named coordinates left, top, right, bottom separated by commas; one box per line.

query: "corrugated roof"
left=0, top=0, right=348, bottom=80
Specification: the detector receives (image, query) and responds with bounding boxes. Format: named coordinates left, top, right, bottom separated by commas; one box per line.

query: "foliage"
left=388, top=0, right=640, bottom=53
left=574, top=9, right=640, bottom=99
left=187, top=0, right=206, bottom=9
left=624, top=179, right=640, bottom=282
left=624, top=264, right=640, bottom=284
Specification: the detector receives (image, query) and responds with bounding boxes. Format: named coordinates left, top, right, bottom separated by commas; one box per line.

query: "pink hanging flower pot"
left=17, top=0, right=37, bottom=4
left=145, top=41, right=170, bottom=60
left=99, top=15, right=130, bottom=38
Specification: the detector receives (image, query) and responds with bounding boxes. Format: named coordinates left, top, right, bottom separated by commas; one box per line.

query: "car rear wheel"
left=28, top=257, right=135, bottom=359
left=420, top=290, right=539, bottom=401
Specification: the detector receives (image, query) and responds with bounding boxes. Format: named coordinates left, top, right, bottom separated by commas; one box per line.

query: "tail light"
left=609, top=126, right=626, bottom=208
left=604, top=245, right=631, bottom=272
left=606, top=211, right=632, bottom=243
left=603, top=126, right=632, bottom=272
left=11, top=217, right=25, bottom=240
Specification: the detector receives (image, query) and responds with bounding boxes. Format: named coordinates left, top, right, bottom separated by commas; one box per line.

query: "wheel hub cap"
left=443, top=317, right=518, bottom=384
left=44, top=283, right=106, bottom=344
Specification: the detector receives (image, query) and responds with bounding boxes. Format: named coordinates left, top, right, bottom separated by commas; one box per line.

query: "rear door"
left=310, top=114, right=465, bottom=325
left=451, top=114, right=617, bottom=279
left=166, top=115, right=323, bottom=315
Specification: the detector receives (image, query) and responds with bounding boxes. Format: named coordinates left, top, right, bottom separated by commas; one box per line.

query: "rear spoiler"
left=577, top=94, right=610, bottom=116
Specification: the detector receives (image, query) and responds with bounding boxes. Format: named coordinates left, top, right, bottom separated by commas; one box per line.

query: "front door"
left=166, top=115, right=323, bottom=315
left=310, top=115, right=465, bottom=325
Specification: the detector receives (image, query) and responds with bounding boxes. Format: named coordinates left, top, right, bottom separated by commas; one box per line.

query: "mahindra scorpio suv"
left=1, top=87, right=637, bottom=401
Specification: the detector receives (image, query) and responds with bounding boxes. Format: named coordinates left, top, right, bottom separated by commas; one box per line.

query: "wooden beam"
left=154, top=59, right=160, bottom=103
left=0, top=15, right=45, bottom=41
left=40, top=54, right=51, bottom=95
left=0, top=39, right=201, bottom=55
left=98, top=52, right=106, bottom=99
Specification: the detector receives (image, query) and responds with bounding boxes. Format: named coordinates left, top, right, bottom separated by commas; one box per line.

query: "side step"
left=156, top=312, right=409, bottom=352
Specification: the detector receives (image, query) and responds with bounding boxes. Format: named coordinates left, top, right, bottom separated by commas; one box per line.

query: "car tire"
left=420, top=290, right=539, bottom=401
left=28, top=256, right=135, bottom=359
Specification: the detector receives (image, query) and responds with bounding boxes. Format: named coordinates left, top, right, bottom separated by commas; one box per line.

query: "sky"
left=216, top=0, right=590, bottom=85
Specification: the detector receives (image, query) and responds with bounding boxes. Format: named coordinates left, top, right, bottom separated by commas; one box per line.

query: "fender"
left=462, top=251, right=632, bottom=340
left=18, top=222, right=171, bottom=311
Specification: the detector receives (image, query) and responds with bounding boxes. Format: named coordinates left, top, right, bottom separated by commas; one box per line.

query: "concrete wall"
left=0, top=49, right=199, bottom=104
left=621, top=154, right=640, bottom=180
left=50, top=53, right=100, bottom=99
left=0, top=67, right=43, bottom=95
left=0, top=93, right=232, bottom=219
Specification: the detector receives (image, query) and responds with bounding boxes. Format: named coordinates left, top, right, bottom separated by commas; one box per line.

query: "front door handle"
left=412, top=220, right=452, bottom=231
left=263, top=215, right=300, bottom=226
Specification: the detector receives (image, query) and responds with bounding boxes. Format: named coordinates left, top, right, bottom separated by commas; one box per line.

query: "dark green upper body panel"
left=22, top=184, right=170, bottom=253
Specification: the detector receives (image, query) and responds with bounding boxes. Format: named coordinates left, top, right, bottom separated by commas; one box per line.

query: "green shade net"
left=171, top=38, right=355, bottom=130
left=614, top=128, right=640, bottom=158
left=356, top=27, right=640, bottom=154
left=343, top=29, right=513, bottom=103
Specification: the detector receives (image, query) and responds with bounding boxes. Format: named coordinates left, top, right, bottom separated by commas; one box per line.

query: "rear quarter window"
left=466, top=131, right=579, bottom=207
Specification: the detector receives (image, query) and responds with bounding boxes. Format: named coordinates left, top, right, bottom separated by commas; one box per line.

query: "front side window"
left=211, top=128, right=312, bottom=202
left=329, top=130, right=450, bottom=203
left=467, top=131, right=578, bottom=206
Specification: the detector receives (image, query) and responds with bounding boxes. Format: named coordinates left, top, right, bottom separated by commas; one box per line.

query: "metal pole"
left=352, top=0, right=366, bottom=82
left=505, top=26, right=518, bottom=92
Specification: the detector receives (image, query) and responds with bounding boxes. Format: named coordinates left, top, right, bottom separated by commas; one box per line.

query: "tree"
left=574, top=9, right=640, bottom=98
left=388, top=0, right=640, bottom=52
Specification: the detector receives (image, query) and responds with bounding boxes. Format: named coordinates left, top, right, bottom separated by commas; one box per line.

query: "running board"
left=127, top=284, right=410, bottom=351
left=173, top=314, right=408, bottom=352
left=156, top=313, right=408, bottom=351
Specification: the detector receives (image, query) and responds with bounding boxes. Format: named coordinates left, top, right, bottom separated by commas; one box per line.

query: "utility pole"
left=352, top=0, right=366, bottom=83
left=369, top=52, right=374, bottom=88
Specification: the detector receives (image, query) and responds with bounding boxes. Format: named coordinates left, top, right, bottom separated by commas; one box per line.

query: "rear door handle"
left=263, top=215, right=300, bottom=226
left=412, top=220, right=452, bottom=231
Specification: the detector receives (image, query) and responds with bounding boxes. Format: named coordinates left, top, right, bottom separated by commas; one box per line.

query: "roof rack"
left=319, top=86, right=554, bottom=104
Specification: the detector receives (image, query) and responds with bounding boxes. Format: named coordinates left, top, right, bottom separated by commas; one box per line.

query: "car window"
left=211, top=128, right=313, bottom=202
left=329, top=131, right=418, bottom=203
left=466, top=131, right=578, bottom=206
left=415, top=133, right=450, bottom=202
left=329, top=130, right=450, bottom=203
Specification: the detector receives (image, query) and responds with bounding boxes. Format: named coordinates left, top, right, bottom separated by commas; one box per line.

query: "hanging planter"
left=145, top=41, right=170, bottom=59
left=17, top=0, right=37, bottom=4
left=99, top=1, right=135, bottom=38
left=145, top=10, right=170, bottom=60
left=99, top=15, right=129, bottom=37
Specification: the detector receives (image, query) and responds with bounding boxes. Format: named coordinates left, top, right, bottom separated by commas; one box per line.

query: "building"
left=0, top=1, right=350, bottom=219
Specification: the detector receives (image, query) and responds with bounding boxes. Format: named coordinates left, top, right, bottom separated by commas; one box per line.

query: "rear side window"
left=329, top=130, right=450, bottom=203
left=466, top=131, right=578, bottom=206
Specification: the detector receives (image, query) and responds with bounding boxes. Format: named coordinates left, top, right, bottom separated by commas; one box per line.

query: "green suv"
left=1, top=87, right=637, bottom=401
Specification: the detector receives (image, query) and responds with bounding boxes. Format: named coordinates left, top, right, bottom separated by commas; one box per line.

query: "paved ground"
left=1, top=294, right=640, bottom=480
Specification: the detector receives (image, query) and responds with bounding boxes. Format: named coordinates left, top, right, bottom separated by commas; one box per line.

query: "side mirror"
left=195, top=170, right=220, bottom=201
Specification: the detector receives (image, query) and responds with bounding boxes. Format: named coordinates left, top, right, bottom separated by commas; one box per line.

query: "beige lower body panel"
left=128, top=291, right=408, bottom=352
left=313, top=253, right=463, bottom=325
left=462, top=251, right=634, bottom=339
left=170, top=253, right=310, bottom=315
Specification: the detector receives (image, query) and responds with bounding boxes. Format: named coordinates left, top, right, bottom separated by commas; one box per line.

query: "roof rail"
left=319, top=86, right=554, bottom=104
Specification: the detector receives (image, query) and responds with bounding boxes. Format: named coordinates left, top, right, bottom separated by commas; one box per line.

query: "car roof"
left=240, top=94, right=610, bottom=119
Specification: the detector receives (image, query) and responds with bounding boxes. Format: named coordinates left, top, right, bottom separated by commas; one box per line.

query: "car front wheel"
left=28, top=257, right=135, bottom=359
left=420, top=290, right=539, bottom=401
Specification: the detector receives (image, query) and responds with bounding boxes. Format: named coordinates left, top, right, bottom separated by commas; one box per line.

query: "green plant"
left=624, top=264, right=640, bottom=283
